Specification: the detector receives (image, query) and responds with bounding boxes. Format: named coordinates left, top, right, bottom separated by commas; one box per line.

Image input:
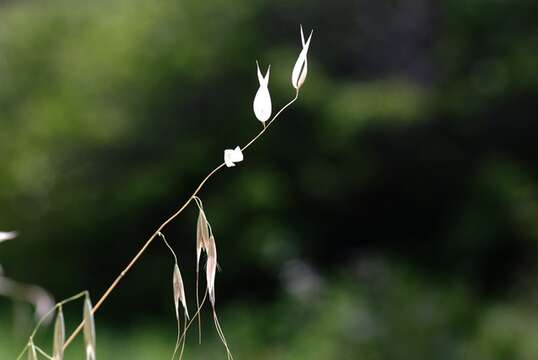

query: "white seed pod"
left=173, top=263, right=189, bottom=320
left=206, top=235, right=217, bottom=305
left=253, top=61, right=272, bottom=123
left=224, top=146, right=243, bottom=168
left=291, top=26, right=313, bottom=90
left=0, top=231, right=17, bottom=243
left=83, top=297, right=96, bottom=360
left=53, top=307, right=66, bottom=360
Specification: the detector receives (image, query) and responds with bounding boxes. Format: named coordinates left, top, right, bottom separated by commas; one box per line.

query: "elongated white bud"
left=292, top=26, right=313, bottom=90
left=83, top=297, right=96, bottom=360
left=253, top=61, right=272, bottom=123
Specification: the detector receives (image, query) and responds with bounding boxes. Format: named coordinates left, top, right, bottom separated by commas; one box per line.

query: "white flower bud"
left=292, top=26, right=313, bottom=90
left=253, top=61, right=272, bottom=123
left=224, top=146, right=244, bottom=168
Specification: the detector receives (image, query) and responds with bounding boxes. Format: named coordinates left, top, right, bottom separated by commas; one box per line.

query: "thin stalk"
left=35, top=346, right=54, bottom=360
left=212, top=307, right=233, bottom=360
left=179, top=289, right=208, bottom=345
left=171, top=314, right=182, bottom=360
left=178, top=313, right=187, bottom=360
left=62, top=90, right=301, bottom=351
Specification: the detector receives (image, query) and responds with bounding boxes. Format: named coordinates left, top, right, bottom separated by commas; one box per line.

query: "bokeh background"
left=1, top=0, right=538, bottom=358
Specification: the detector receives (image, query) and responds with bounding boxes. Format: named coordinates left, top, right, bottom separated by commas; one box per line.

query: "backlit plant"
left=16, top=25, right=313, bottom=360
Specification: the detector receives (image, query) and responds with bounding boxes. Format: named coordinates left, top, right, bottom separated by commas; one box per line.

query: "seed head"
left=291, top=26, right=313, bottom=90
left=224, top=146, right=244, bottom=168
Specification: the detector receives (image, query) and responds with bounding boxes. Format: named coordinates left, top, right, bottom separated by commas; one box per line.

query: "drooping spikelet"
left=83, top=296, right=96, bottom=360
left=173, top=264, right=189, bottom=320
left=53, top=307, right=65, bottom=360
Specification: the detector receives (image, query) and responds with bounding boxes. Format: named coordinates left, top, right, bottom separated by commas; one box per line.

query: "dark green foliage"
left=1, top=0, right=538, bottom=358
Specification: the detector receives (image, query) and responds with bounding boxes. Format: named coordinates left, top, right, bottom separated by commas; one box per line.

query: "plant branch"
left=62, top=89, right=301, bottom=350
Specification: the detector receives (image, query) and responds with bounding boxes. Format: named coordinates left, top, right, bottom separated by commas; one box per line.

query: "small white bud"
left=253, top=61, right=272, bottom=123
left=292, top=25, right=313, bottom=90
left=224, top=146, right=244, bottom=168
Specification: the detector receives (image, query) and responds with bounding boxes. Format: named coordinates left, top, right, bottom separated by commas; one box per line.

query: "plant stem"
left=62, top=90, right=300, bottom=351
left=16, top=291, right=87, bottom=360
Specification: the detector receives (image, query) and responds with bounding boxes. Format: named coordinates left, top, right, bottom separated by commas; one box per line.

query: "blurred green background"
left=1, top=0, right=538, bottom=358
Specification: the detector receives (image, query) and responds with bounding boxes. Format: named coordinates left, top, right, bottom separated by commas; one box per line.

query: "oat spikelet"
left=83, top=297, right=96, bottom=360
left=204, top=234, right=233, bottom=359
left=27, top=341, right=37, bottom=360
left=173, top=264, right=189, bottom=320
left=194, top=196, right=210, bottom=343
left=253, top=61, right=272, bottom=124
left=197, top=227, right=233, bottom=359
left=196, top=207, right=210, bottom=266
left=157, top=232, right=188, bottom=320
left=206, top=235, right=217, bottom=306
left=157, top=231, right=188, bottom=360
left=53, top=307, right=65, bottom=360
left=172, top=264, right=188, bottom=360
left=291, top=25, right=313, bottom=90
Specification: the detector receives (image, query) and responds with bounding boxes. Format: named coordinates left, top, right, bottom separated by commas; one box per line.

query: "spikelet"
left=291, top=26, right=313, bottom=90
left=253, top=61, right=272, bottom=124
left=206, top=235, right=217, bottom=305
left=173, top=264, right=189, bottom=320
left=194, top=198, right=211, bottom=344
left=27, top=341, right=37, bottom=360
left=196, top=208, right=210, bottom=267
left=53, top=307, right=65, bottom=360
left=83, top=297, right=96, bottom=360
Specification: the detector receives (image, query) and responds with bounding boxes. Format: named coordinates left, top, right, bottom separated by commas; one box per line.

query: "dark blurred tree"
left=0, top=0, right=537, bottom=323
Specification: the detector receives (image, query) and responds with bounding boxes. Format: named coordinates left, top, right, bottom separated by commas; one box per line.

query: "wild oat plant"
left=15, top=26, right=313, bottom=360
